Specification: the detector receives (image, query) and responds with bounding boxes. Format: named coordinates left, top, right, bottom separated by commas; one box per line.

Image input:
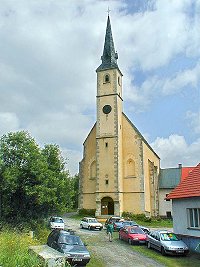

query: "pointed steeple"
left=96, top=15, right=119, bottom=72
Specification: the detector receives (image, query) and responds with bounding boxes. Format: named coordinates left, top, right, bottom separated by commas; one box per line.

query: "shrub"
left=78, top=209, right=96, bottom=216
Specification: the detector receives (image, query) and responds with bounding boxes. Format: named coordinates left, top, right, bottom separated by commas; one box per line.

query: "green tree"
left=0, top=131, right=73, bottom=220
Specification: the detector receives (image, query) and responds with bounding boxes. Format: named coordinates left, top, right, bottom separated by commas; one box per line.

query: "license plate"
left=176, top=250, right=184, bottom=253
left=73, top=258, right=82, bottom=261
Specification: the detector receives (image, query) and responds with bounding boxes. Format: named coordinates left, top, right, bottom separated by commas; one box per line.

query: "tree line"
left=0, top=131, right=79, bottom=221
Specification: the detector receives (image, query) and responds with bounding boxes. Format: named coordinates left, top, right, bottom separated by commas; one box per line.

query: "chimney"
left=178, top=163, right=182, bottom=169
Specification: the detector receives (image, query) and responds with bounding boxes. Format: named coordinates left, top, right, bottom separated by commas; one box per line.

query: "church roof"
left=96, top=15, right=120, bottom=72
left=166, top=163, right=200, bottom=199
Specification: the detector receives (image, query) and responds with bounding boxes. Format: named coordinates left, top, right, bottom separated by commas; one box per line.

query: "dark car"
left=47, top=229, right=90, bottom=266
left=105, top=216, right=124, bottom=230
left=119, top=226, right=147, bottom=245
left=147, top=230, right=189, bottom=256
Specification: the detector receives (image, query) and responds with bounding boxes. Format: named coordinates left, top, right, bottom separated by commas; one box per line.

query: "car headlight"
left=165, top=246, right=175, bottom=250
left=65, top=253, right=72, bottom=257
left=133, top=238, right=139, bottom=240
left=83, top=254, right=90, bottom=258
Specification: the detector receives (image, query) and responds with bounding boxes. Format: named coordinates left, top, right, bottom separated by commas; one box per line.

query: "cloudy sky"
left=0, top=0, right=200, bottom=174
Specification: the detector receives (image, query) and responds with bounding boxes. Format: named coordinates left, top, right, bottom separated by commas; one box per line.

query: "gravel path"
left=63, top=216, right=165, bottom=267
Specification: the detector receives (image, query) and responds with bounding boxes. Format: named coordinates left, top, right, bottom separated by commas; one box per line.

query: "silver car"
left=147, top=230, right=189, bottom=256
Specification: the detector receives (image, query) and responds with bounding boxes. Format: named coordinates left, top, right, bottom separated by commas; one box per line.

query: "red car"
left=119, top=226, right=147, bottom=245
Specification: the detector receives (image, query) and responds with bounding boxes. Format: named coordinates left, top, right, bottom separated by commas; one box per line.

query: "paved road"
left=63, top=216, right=165, bottom=267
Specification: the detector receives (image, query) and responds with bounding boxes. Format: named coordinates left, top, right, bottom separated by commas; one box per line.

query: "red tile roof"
left=181, top=167, right=195, bottom=181
left=167, top=163, right=200, bottom=199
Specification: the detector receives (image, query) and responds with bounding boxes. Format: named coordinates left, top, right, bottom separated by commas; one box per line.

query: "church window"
left=105, top=142, right=108, bottom=147
left=118, top=76, right=121, bottom=86
left=126, top=159, right=136, bottom=177
left=105, top=179, right=109, bottom=185
left=90, top=161, right=96, bottom=179
left=104, top=74, right=110, bottom=83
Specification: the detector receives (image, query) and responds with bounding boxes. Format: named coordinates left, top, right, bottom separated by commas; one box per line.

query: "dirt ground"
left=63, top=216, right=165, bottom=267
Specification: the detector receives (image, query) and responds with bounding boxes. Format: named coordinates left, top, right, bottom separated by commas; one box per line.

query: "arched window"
left=90, top=161, right=96, bottom=179
left=104, top=74, right=110, bottom=83
left=126, top=159, right=135, bottom=177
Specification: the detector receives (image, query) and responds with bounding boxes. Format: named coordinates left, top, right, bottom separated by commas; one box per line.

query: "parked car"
left=113, top=219, right=150, bottom=234
left=105, top=216, right=124, bottom=230
left=47, top=229, right=91, bottom=266
left=119, top=226, right=147, bottom=245
left=147, top=230, right=189, bottom=256
left=49, top=216, right=65, bottom=230
left=80, top=217, right=103, bottom=230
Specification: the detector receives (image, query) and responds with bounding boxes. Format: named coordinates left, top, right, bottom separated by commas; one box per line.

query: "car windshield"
left=112, top=218, right=122, bottom=222
left=59, top=235, right=84, bottom=246
left=160, top=233, right=179, bottom=241
left=89, top=219, right=97, bottom=223
left=129, top=227, right=144, bottom=234
left=52, top=218, right=63, bottom=223
left=123, top=221, right=137, bottom=226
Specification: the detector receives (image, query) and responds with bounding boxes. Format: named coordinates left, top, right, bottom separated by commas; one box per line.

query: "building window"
left=166, top=211, right=172, bottom=218
left=118, top=76, right=121, bottom=86
left=105, top=179, right=109, bottom=185
left=105, top=142, right=108, bottom=147
left=104, top=74, right=110, bottom=83
left=90, top=161, right=96, bottom=179
left=125, top=158, right=135, bottom=177
left=187, top=208, right=200, bottom=228
left=165, top=194, right=170, bottom=201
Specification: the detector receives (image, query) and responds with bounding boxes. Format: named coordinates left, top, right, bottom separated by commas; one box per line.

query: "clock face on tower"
left=103, top=105, right=112, bottom=114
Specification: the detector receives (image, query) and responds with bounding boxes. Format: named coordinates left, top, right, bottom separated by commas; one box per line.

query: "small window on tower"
left=118, top=76, right=121, bottom=86
left=104, top=74, right=110, bottom=83
left=105, top=179, right=109, bottom=185
left=105, top=142, right=108, bottom=147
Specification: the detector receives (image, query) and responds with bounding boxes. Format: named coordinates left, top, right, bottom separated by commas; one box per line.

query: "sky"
left=0, top=0, right=200, bottom=175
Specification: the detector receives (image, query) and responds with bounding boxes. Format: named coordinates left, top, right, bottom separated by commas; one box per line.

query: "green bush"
left=78, top=209, right=96, bottom=216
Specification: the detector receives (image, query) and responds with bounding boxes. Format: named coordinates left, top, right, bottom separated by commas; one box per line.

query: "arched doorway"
left=101, top=197, right=114, bottom=215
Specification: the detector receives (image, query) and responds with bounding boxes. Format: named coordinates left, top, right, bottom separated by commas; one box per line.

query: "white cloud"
left=0, top=112, right=20, bottom=136
left=186, top=111, right=200, bottom=134
left=151, top=134, right=200, bottom=168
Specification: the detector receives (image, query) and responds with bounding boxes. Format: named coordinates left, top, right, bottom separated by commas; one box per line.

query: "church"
left=79, top=15, right=160, bottom=218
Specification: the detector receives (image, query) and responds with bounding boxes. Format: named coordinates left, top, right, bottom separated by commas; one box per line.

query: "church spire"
left=96, top=15, right=119, bottom=72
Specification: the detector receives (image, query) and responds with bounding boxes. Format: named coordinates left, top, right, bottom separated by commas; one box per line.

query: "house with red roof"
left=166, top=163, right=200, bottom=252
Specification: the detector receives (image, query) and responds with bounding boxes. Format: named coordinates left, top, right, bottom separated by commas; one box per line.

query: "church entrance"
left=101, top=197, right=114, bottom=215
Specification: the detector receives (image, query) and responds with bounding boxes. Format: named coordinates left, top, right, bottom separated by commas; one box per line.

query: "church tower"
left=79, top=15, right=160, bottom=218
left=95, top=15, right=123, bottom=216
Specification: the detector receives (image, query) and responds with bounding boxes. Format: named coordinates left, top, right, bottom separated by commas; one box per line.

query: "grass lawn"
left=130, top=244, right=200, bottom=267
left=0, top=229, right=43, bottom=267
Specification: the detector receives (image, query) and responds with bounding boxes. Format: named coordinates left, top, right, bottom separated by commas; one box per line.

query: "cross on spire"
left=107, top=7, right=111, bottom=16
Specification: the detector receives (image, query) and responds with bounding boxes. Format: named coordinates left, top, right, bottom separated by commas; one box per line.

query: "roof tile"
left=167, top=163, right=200, bottom=199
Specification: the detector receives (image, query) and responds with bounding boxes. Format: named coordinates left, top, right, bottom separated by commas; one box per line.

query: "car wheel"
left=99, top=227, right=102, bottom=231
left=147, top=242, right=151, bottom=249
left=88, top=226, right=91, bottom=230
left=161, top=247, right=166, bottom=256
left=80, top=224, right=83, bottom=229
left=128, top=239, right=132, bottom=245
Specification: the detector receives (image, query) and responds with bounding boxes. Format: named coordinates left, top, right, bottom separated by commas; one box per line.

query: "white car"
left=80, top=217, right=103, bottom=230
left=49, top=216, right=65, bottom=230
